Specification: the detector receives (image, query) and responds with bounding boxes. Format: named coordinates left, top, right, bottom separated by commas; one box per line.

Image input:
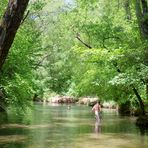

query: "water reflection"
left=94, top=121, right=101, bottom=134
left=139, top=126, right=148, bottom=136
left=0, top=104, right=147, bottom=148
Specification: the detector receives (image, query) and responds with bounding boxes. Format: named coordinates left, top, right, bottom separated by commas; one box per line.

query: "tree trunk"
left=135, top=0, right=148, bottom=38
left=141, top=0, right=148, bottom=14
left=0, top=88, right=6, bottom=112
left=0, top=0, right=29, bottom=70
left=134, top=0, right=148, bottom=117
left=132, top=85, right=146, bottom=115
left=124, top=0, right=131, bottom=20
left=0, top=0, right=29, bottom=112
left=145, top=79, right=148, bottom=100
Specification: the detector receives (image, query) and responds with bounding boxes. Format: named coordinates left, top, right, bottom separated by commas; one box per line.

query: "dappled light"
left=0, top=0, right=148, bottom=147
left=0, top=104, right=147, bottom=148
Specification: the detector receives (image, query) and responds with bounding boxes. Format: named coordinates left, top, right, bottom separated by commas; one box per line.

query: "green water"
left=0, top=103, right=148, bottom=148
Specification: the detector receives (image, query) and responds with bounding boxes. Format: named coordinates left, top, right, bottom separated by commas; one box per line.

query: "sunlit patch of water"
left=0, top=104, right=147, bottom=148
left=0, top=124, right=52, bottom=129
left=69, top=133, right=148, bottom=148
left=0, top=135, right=27, bottom=143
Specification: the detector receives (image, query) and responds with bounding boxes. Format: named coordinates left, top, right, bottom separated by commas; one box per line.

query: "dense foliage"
left=0, top=0, right=148, bottom=113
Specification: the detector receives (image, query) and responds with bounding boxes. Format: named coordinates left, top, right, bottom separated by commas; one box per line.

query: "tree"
left=134, top=0, right=148, bottom=115
left=0, top=0, right=44, bottom=112
left=0, top=0, right=29, bottom=70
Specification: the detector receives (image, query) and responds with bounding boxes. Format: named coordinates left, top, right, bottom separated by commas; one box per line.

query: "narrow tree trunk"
left=135, top=0, right=148, bottom=38
left=124, top=0, right=131, bottom=20
left=135, top=0, right=148, bottom=116
left=132, top=85, right=146, bottom=115
left=141, top=0, right=148, bottom=14
left=138, top=0, right=148, bottom=100
left=0, top=88, right=6, bottom=112
left=145, top=79, right=148, bottom=100
left=0, top=0, right=29, bottom=70
left=113, top=62, right=146, bottom=115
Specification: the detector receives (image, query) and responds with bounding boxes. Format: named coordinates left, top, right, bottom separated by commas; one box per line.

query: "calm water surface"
left=0, top=103, right=148, bottom=148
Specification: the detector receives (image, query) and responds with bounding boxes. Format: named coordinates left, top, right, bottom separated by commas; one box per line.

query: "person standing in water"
left=92, top=101, right=101, bottom=124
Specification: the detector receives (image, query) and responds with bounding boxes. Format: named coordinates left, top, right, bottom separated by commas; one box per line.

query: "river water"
left=0, top=103, right=148, bottom=148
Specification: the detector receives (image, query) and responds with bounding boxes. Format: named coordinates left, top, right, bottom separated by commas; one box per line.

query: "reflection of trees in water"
left=138, top=126, right=148, bottom=136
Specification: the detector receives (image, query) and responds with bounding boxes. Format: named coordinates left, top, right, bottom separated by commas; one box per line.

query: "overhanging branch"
left=75, top=33, right=92, bottom=49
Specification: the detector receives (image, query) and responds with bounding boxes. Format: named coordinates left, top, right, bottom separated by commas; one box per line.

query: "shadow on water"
left=0, top=104, right=148, bottom=148
left=138, top=126, right=148, bottom=136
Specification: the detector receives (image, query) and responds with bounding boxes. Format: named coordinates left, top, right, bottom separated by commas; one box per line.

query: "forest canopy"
left=0, top=0, right=148, bottom=115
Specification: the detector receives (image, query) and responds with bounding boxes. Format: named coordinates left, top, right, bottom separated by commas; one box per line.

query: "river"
left=0, top=103, right=148, bottom=148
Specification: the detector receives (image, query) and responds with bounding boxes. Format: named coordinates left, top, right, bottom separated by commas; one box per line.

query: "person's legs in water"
left=95, top=110, right=99, bottom=122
